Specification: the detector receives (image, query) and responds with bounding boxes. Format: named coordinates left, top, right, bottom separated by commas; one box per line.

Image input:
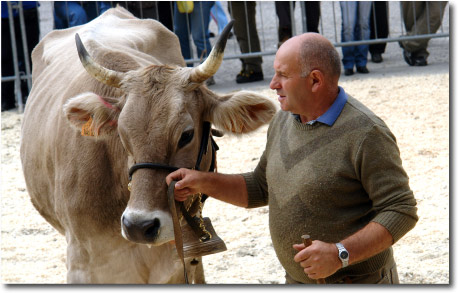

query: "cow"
left=20, top=7, right=277, bottom=284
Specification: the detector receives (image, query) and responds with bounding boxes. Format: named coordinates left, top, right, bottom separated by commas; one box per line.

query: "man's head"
left=270, top=33, right=341, bottom=121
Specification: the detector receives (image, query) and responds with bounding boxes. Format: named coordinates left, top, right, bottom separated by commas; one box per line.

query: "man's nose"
left=270, top=75, right=280, bottom=90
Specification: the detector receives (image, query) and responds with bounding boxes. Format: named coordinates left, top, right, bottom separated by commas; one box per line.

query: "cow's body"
left=20, top=7, right=276, bottom=283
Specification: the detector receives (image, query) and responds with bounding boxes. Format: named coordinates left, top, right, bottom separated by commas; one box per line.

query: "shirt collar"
left=293, top=86, right=347, bottom=126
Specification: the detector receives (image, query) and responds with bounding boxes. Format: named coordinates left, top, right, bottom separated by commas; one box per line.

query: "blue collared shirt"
left=294, top=86, right=348, bottom=126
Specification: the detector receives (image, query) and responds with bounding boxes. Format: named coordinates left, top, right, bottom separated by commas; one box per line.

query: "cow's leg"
left=163, top=257, right=205, bottom=284
left=192, top=257, right=206, bottom=284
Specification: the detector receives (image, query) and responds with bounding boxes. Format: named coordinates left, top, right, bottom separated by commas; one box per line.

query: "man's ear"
left=63, top=92, right=121, bottom=137
left=207, top=91, right=277, bottom=134
left=310, top=69, right=324, bottom=93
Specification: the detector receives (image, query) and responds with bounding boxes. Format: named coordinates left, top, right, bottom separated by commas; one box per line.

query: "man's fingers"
left=293, top=243, right=305, bottom=251
left=166, top=168, right=187, bottom=185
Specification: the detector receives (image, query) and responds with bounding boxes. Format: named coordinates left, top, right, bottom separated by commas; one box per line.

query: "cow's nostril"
left=143, top=218, right=160, bottom=241
left=122, top=215, right=132, bottom=229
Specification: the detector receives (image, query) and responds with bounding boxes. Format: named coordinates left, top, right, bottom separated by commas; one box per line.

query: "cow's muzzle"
left=121, top=209, right=174, bottom=245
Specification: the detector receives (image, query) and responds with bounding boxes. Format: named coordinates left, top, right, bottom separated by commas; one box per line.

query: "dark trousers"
left=369, top=1, right=389, bottom=55
left=228, top=1, right=262, bottom=72
left=1, top=7, right=39, bottom=111
left=400, top=1, right=448, bottom=57
left=275, top=1, right=320, bottom=41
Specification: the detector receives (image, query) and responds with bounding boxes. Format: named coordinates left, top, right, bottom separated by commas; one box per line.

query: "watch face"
left=340, top=251, right=349, bottom=259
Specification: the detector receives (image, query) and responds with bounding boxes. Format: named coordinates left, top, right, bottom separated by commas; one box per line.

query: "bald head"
left=279, top=33, right=341, bottom=82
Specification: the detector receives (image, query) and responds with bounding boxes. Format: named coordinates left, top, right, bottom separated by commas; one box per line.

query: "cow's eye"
left=178, top=130, right=194, bottom=148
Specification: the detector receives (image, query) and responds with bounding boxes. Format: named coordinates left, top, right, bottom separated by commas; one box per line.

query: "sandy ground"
left=1, top=67, right=449, bottom=284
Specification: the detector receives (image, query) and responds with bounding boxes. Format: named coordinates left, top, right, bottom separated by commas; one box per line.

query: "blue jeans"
left=54, top=1, right=111, bottom=29
left=340, top=1, right=372, bottom=69
left=174, top=1, right=215, bottom=64
left=210, top=1, right=229, bottom=34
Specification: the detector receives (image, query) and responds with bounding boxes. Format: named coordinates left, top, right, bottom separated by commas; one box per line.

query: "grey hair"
left=298, top=36, right=341, bottom=79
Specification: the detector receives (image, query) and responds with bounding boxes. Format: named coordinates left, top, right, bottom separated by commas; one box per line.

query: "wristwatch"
left=336, top=243, right=349, bottom=268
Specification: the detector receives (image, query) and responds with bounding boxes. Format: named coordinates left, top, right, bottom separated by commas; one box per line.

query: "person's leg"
left=354, top=1, right=371, bottom=69
left=305, top=1, right=320, bottom=33
left=212, top=1, right=228, bottom=34
left=229, top=1, right=263, bottom=83
left=54, top=1, right=88, bottom=28
left=400, top=1, right=447, bottom=65
left=190, top=1, right=214, bottom=60
left=340, top=1, right=357, bottom=72
left=1, top=17, right=16, bottom=110
left=275, top=1, right=292, bottom=44
left=157, top=1, right=174, bottom=32
left=369, top=1, right=388, bottom=59
left=174, top=4, right=192, bottom=62
left=404, top=1, right=447, bottom=58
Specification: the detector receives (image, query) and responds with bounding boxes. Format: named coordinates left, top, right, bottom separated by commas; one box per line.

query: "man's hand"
left=167, top=170, right=249, bottom=207
left=166, top=168, right=203, bottom=202
left=292, top=240, right=341, bottom=280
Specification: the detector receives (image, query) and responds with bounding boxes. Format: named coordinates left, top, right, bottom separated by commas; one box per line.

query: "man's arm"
left=293, top=221, right=393, bottom=280
left=166, top=168, right=249, bottom=208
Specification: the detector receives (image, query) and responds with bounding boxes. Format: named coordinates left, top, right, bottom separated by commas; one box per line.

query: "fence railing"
left=2, top=1, right=449, bottom=113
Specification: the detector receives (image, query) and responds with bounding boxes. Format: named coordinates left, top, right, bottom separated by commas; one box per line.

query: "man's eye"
left=178, top=130, right=194, bottom=148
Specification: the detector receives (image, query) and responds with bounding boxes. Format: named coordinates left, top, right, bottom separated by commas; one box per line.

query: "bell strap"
left=167, top=181, right=189, bottom=284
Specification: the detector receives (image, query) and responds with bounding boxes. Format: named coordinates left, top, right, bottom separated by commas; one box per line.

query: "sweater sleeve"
left=240, top=150, right=269, bottom=208
left=239, top=112, right=279, bottom=208
left=356, top=124, right=418, bottom=243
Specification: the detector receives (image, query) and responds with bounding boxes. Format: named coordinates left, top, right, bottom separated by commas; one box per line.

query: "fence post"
left=18, top=2, right=32, bottom=94
left=7, top=2, right=24, bottom=113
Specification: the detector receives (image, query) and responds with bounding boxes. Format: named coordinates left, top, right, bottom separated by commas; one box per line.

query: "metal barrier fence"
left=2, top=1, right=449, bottom=113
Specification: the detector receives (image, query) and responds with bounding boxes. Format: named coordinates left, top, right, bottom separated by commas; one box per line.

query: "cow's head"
left=63, top=22, right=277, bottom=245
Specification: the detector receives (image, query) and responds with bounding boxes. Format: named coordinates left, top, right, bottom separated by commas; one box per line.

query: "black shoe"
left=344, top=68, right=354, bottom=76
left=236, top=70, right=264, bottom=83
left=403, top=49, right=415, bottom=66
left=371, top=53, right=383, bottom=63
left=1, top=103, right=16, bottom=112
left=414, top=56, right=428, bottom=66
left=206, top=76, right=215, bottom=86
left=356, top=66, right=369, bottom=74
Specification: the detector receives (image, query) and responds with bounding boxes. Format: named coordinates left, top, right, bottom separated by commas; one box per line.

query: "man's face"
left=269, top=46, right=309, bottom=114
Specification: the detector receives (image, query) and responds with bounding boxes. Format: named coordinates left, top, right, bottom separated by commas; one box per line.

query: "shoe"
left=344, top=68, right=354, bottom=76
left=403, top=49, right=415, bottom=66
left=356, top=66, right=369, bottom=74
left=414, top=56, right=428, bottom=66
left=1, top=103, right=16, bottom=112
left=206, top=76, right=215, bottom=86
left=371, top=53, right=383, bottom=63
left=236, top=70, right=264, bottom=83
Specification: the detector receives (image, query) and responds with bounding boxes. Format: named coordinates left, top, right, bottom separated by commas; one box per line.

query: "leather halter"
left=128, top=121, right=217, bottom=185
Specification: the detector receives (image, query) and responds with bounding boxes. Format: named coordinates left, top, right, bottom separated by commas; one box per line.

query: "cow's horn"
left=189, top=20, right=234, bottom=83
left=75, top=33, right=123, bottom=88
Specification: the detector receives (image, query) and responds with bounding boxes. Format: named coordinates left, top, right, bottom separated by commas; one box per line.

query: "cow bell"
left=180, top=217, right=227, bottom=259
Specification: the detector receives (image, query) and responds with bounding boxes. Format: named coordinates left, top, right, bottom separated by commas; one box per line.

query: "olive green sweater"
left=241, top=95, right=418, bottom=284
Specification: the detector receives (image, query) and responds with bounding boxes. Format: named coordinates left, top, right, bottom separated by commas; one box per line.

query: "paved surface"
left=36, top=1, right=450, bottom=95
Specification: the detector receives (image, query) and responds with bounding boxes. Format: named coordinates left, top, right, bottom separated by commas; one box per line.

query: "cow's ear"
left=63, top=92, right=121, bottom=137
left=208, top=91, right=277, bottom=134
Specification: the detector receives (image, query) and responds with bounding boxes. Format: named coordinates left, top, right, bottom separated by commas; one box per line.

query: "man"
left=166, top=33, right=418, bottom=284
